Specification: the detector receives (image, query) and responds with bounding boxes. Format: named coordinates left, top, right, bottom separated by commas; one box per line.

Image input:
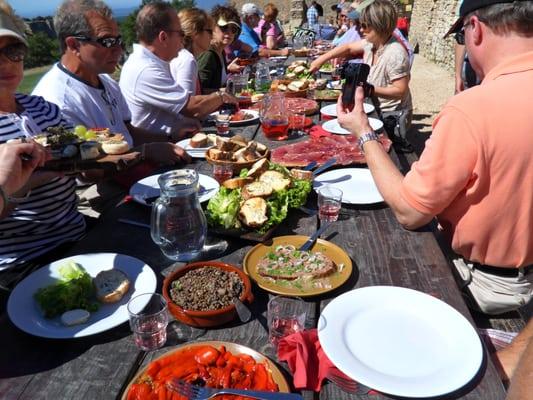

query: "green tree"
left=25, top=32, right=60, bottom=69
left=171, top=0, right=196, bottom=12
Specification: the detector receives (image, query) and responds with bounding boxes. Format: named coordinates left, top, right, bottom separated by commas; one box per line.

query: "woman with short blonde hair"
left=170, top=8, right=214, bottom=95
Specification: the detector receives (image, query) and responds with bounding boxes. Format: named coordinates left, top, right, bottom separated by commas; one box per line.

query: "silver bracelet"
left=357, top=131, right=379, bottom=153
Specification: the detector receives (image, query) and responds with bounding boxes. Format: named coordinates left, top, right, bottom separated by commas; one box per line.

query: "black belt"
left=473, top=263, right=533, bottom=277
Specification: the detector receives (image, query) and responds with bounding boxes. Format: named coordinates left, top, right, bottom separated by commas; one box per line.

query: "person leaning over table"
left=197, top=5, right=245, bottom=94
left=170, top=7, right=213, bottom=95
left=335, top=0, right=533, bottom=315
left=32, top=0, right=192, bottom=165
left=238, top=3, right=289, bottom=58
left=310, top=0, right=412, bottom=124
left=119, top=1, right=238, bottom=130
left=254, top=3, right=286, bottom=50
left=0, top=1, right=86, bottom=289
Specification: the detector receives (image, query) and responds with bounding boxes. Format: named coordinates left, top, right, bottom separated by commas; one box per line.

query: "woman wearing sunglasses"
left=310, top=0, right=412, bottom=123
left=0, top=2, right=85, bottom=284
left=171, top=8, right=214, bottom=95
left=197, top=5, right=244, bottom=94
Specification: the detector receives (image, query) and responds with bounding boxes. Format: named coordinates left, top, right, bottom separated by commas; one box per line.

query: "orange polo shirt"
left=401, top=51, right=533, bottom=268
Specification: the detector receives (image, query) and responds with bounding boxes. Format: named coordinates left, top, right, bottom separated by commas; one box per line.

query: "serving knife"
left=299, top=221, right=332, bottom=251
left=303, top=160, right=318, bottom=171
left=313, top=157, right=337, bottom=176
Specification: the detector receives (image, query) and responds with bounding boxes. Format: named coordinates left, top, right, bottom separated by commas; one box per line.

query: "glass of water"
left=128, top=293, right=168, bottom=351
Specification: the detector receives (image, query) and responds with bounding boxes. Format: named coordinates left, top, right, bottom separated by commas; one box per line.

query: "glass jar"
left=259, top=92, right=289, bottom=141
left=254, top=61, right=272, bottom=93
left=150, top=169, right=207, bottom=261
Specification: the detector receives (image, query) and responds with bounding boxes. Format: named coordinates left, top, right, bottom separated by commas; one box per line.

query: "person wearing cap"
left=197, top=5, right=245, bottom=93
left=452, top=0, right=479, bottom=93
left=120, top=1, right=238, bottom=131
left=0, top=0, right=86, bottom=284
left=239, top=3, right=289, bottom=58
left=337, top=0, right=533, bottom=315
left=254, top=3, right=286, bottom=50
left=332, top=7, right=362, bottom=46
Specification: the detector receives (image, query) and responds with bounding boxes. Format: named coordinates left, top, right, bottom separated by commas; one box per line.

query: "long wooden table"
left=0, top=113, right=507, bottom=400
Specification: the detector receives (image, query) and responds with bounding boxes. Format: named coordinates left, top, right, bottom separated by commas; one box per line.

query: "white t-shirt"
left=170, top=48, right=198, bottom=95
left=32, top=63, right=134, bottom=146
left=120, top=44, right=190, bottom=135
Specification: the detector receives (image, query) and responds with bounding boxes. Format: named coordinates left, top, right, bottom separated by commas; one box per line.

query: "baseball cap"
left=217, top=17, right=241, bottom=31
left=347, top=10, right=360, bottom=21
left=0, top=9, right=28, bottom=46
left=241, top=3, right=262, bottom=16
left=444, top=0, right=526, bottom=37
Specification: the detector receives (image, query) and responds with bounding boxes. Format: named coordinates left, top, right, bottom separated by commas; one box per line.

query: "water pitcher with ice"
left=150, top=169, right=207, bottom=261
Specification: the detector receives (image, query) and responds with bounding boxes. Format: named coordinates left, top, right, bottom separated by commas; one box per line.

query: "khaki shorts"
left=452, top=259, right=533, bottom=315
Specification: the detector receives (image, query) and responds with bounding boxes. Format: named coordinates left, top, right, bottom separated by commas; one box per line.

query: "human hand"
left=145, top=142, right=191, bottom=165
left=227, top=58, right=244, bottom=74
left=221, top=91, right=239, bottom=105
left=336, top=86, right=372, bottom=139
left=173, top=117, right=201, bottom=140
left=309, top=59, right=322, bottom=74
left=0, top=141, right=47, bottom=196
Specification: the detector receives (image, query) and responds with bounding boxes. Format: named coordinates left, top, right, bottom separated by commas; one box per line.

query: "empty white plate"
left=321, top=103, right=375, bottom=116
left=318, top=286, right=483, bottom=398
left=313, top=168, right=383, bottom=204
left=322, top=117, right=383, bottom=135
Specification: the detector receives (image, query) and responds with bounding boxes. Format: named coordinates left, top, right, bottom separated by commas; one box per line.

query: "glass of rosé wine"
left=318, top=186, right=343, bottom=222
left=267, top=296, right=307, bottom=347
left=128, top=293, right=169, bottom=351
left=212, top=164, right=233, bottom=185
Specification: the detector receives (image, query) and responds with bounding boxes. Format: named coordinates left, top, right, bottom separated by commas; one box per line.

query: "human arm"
left=257, top=47, right=289, bottom=57
left=126, top=119, right=200, bottom=145
left=309, top=41, right=365, bottom=73
left=506, top=329, right=533, bottom=400
left=454, top=43, right=466, bottom=94
left=373, top=75, right=410, bottom=100
left=495, top=319, right=533, bottom=386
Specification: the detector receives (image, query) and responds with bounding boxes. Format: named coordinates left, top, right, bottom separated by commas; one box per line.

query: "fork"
left=326, top=370, right=372, bottom=395
left=167, top=379, right=304, bottom=400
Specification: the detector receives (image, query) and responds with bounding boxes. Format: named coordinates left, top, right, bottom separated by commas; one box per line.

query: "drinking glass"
left=213, top=164, right=233, bottom=184
left=215, top=114, right=231, bottom=135
left=128, top=293, right=169, bottom=351
left=267, top=296, right=307, bottom=347
left=318, top=186, right=343, bottom=222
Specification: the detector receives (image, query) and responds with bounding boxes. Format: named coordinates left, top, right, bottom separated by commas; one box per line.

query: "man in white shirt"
left=33, top=0, right=191, bottom=165
left=120, top=2, right=238, bottom=134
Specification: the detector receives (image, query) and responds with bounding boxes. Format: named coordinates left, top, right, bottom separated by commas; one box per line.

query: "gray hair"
left=136, top=1, right=175, bottom=44
left=468, top=2, right=533, bottom=37
left=54, top=0, right=113, bottom=53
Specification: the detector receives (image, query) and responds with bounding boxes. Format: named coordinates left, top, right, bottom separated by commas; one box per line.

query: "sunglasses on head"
left=219, top=25, right=239, bottom=34
left=72, top=35, right=123, bottom=48
left=454, top=28, right=465, bottom=45
left=0, top=42, right=27, bottom=62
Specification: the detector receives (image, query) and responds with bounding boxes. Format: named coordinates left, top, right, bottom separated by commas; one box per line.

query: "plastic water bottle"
left=255, top=61, right=271, bottom=93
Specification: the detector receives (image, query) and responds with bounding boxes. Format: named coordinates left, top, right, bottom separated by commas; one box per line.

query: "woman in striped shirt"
left=0, top=2, right=85, bottom=280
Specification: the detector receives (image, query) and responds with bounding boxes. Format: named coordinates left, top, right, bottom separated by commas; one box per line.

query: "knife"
left=313, top=157, right=337, bottom=176
left=303, top=160, right=318, bottom=171
left=299, top=221, right=332, bottom=251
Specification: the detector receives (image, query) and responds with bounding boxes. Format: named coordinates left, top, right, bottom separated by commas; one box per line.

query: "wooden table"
left=0, top=114, right=507, bottom=400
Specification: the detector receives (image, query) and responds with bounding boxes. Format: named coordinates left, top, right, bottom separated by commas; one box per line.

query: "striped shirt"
left=0, top=94, right=85, bottom=270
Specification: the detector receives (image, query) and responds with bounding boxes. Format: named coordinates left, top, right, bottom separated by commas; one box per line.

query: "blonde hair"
left=0, top=0, right=30, bottom=40
left=360, top=0, right=397, bottom=37
left=263, top=3, right=278, bottom=23
left=178, top=7, right=213, bottom=51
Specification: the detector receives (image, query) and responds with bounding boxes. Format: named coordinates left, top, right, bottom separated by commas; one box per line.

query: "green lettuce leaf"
left=206, top=187, right=242, bottom=229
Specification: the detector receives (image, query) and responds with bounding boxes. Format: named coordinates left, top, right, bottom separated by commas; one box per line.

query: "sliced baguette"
left=242, top=181, right=273, bottom=200
left=290, top=169, right=313, bottom=181
left=189, top=132, right=208, bottom=148
left=222, top=177, right=253, bottom=189
left=94, top=269, right=130, bottom=304
left=247, top=158, right=269, bottom=178
left=259, top=170, right=291, bottom=191
left=239, top=197, right=268, bottom=228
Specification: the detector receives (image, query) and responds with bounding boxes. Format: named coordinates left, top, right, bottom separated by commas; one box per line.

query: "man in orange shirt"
left=336, top=0, right=533, bottom=315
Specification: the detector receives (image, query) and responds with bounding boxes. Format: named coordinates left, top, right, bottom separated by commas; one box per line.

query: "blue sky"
left=10, top=0, right=221, bottom=18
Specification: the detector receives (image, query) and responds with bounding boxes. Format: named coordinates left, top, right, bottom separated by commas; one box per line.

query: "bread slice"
left=239, top=197, right=268, bottom=228
left=259, top=170, right=291, bottom=191
left=290, top=169, right=313, bottom=181
left=94, top=269, right=130, bottom=303
left=209, top=148, right=234, bottom=161
left=222, top=177, right=253, bottom=189
left=247, top=158, right=269, bottom=178
left=242, top=181, right=273, bottom=200
left=190, top=132, right=208, bottom=148
left=216, top=136, right=235, bottom=151
left=229, top=135, right=248, bottom=148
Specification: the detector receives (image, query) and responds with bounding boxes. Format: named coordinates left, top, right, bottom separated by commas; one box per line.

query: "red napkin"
left=277, top=328, right=354, bottom=392
left=308, top=125, right=332, bottom=139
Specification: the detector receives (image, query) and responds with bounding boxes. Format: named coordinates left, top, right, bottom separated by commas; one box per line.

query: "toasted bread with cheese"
left=222, top=177, right=253, bottom=189
left=247, top=159, right=269, bottom=178
left=242, top=181, right=273, bottom=200
left=94, top=269, right=130, bottom=303
left=239, top=197, right=268, bottom=227
left=259, top=170, right=291, bottom=191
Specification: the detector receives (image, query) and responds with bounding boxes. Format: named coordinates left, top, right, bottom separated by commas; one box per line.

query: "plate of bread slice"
left=177, top=132, right=216, bottom=158
left=7, top=253, right=157, bottom=338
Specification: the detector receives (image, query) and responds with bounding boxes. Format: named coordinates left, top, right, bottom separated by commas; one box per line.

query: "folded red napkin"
left=277, top=328, right=354, bottom=392
left=308, top=125, right=332, bottom=139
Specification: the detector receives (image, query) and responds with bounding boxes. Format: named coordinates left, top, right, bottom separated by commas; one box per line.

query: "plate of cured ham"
left=322, top=118, right=384, bottom=135
left=209, top=109, right=259, bottom=126
left=251, top=97, right=319, bottom=116
left=270, top=134, right=392, bottom=167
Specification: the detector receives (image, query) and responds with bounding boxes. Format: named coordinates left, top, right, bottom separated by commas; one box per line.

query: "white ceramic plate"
left=269, top=56, right=288, bottom=61
left=7, top=253, right=157, bottom=339
left=326, top=80, right=342, bottom=90
left=209, top=109, right=260, bottom=126
left=322, top=117, right=383, bottom=134
left=313, top=168, right=383, bottom=204
left=318, top=286, right=483, bottom=398
left=320, top=103, right=375, bottom=116
left=176, top=138, right=211, bottom=159
left=130, top=173, right=219, bottom=206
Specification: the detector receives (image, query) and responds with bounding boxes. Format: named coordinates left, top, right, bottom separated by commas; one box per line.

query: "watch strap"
left=357, top=131, right=379, bottom=153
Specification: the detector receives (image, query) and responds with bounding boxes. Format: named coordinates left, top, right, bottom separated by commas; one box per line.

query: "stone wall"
left=409, top=0, right=459, bottom=72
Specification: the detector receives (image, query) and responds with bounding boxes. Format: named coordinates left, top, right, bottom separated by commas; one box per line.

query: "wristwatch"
left=357, top=131, right=379, bottom=153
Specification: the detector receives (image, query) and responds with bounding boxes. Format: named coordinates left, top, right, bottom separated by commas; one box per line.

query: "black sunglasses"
left=73, top=35, right=123, bottom=48
left=219, top=25, right=239, bottom=34
left=455, top=28, right=465, bottom=45
left=0, top=43, right=27, bottom=62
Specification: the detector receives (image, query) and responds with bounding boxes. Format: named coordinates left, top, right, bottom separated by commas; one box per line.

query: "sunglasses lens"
left=455, top=31, right=465, bottom=45
left=1, top=44, right=26, bottom=62
left=99, top=36, right=122, bottom=48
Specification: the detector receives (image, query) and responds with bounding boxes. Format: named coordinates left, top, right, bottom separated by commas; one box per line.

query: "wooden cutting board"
left=40, top=151, right=141, bottom=173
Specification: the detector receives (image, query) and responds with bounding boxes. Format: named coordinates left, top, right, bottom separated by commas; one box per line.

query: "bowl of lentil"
left=162, top=261, right=254, bottom=328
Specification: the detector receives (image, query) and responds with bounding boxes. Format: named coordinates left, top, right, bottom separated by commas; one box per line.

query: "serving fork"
left=166, top=379, right=304, bottom=400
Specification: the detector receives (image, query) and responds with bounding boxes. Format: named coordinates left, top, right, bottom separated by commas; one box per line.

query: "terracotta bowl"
left=162, top=261, right=254, bottom=328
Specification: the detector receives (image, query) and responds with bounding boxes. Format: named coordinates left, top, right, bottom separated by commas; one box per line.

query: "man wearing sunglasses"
left=337, top=0, right=533, bottom=316
left=33, top=0, right=192, bottom=167
left=452, top=0, right=479, bottom=93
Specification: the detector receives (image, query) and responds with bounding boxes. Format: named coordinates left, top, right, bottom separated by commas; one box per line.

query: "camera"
left=340, top=62, right=373, bottom=110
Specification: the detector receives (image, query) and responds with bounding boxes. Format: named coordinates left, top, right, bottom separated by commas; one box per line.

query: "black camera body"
left=341, top=62, right=372, bottom=110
